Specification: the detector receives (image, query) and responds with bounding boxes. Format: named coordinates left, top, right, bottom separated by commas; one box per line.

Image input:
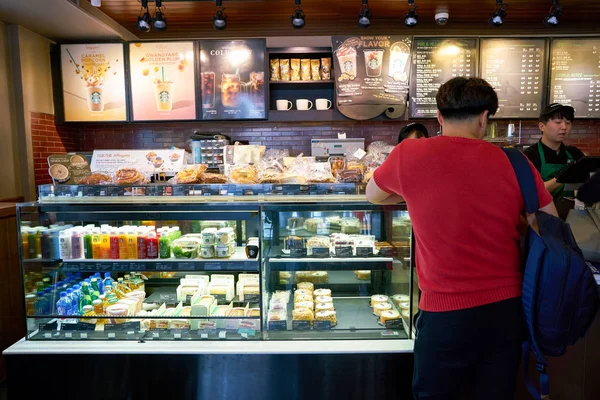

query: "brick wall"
left=31, top=113, right=78, bottom=186
left=30, top=112, right=600, bottom=187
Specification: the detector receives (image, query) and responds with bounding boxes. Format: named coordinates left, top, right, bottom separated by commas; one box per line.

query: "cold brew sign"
left=332, top=36, right=412, bottom=120
left=60, top=44, right=127, bottom=122
left=199, top=39, right=267, bottom=120
left=129, top=41, right=197, bottom=121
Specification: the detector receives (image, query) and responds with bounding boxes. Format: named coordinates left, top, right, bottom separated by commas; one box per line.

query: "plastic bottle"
left=91, top=228, right=101, bottom=259
left=100, top=228, right=111, bottom=259
left=56, top=291, right=69, bottom=316
left=103, top=272, right=115, bottom=290
left=95, top=273, right=104, bottom=294
left=57, top=230, right=70, bottom=260
left=34, top=292, right=46, bottom=315
left=71, top=228, right=84, bottom=259
left=40, top=228, right=51, bottom=259
left=118, top=228, right=128, bottom=260
left=66, top=288, right=74, bottom=315
left=43, top=288, right=53, bottom=314
left=21, top=229, right=30, bottom=259
left=91, top=277, right=100, bottom=294
left=127, top=229, right=138, bottom=259
left=136, top=229, right=147, bottom=259
left=34, top=229, right=42, bottom=259
left=83, top=228, right=93, bottom=259
left=147, top=231, right=158, bottom=259
left=109, top=228, right=120, bottom=259
left=71, top=284, right=81, bottom=315
left=159, top=229, right=171, bottom=259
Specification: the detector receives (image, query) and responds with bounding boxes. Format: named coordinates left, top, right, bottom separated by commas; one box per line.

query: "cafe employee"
left=523, top=103, right=585, bottom=199
left=398, top=123, right=429, bottom=144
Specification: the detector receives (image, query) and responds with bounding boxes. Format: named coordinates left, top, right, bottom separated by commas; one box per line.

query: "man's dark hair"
left=436, top=77, right=498, bottom=120
left=398, top=123, right=429, bottom=144
left=539, top=110, right=575, bottom=124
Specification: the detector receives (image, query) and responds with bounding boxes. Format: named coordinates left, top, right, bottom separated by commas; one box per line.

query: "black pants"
left=412, top=297, right=523, bottom=400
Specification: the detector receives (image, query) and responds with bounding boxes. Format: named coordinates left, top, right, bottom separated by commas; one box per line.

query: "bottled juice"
left=83, top=228, right=93, bottom=259
left=136, top=230, right=147, bottom=259
left=109, top=228, right=120, bottom=259
left=118, top=277, right=132, bottom=294
left=34, top=229, right=42, bottom=259
left=100, top=228, right=111, bottom=259
left=21, top=229, right=30, bottom=259
left=92, top=299, right=104, bottom=314
left=71, top=228, right=84, bottom=259
left=159, top=229, right=171, bottom=259
left=91, top=228, right=102, bottom=259
left=147, top=231, right=158, bottom=259
left=127, top=230, right=137, bottom=259
left=59, top=230, right=71, bottom=260
left=118, top=228, right=128, bottom=260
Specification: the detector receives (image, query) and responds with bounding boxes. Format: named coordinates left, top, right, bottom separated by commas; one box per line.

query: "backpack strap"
left=503, top=148, right=540, bottom=214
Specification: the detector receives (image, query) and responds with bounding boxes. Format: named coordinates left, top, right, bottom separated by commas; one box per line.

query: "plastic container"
left=216, top=242, right=235, bottom=258
left=216, top=227, right=235, bottom=244
left=106, top=304, right=129, bottom=324
left=200, top=245, right=215, bottom=259
left=56, top=291, right=70, bottom=316
left=171, top=236, right=202, bottom=259
left=201, top=228, right=217, bottom=245
left=109, top=228, right=120, bottom=259
left=146, top=231, right=159, bottom=259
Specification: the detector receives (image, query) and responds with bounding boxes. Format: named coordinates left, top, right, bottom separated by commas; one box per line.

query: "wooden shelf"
left=268, top=110, right=348, bottom=122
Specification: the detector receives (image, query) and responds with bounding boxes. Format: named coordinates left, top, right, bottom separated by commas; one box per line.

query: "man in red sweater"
left=367, top=77, right=557, bottom=399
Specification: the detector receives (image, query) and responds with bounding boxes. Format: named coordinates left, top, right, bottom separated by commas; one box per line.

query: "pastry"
left=152, top=156, right=164, bottom=168
left=401, top=310, right=410, bottom=320
left=315, top=296, right=333, bottom=304
left=228, top=308, right=246, bottom=317
left=312, top=271, right=328, bottom=284
left=202, top=173, right=228, bottom=184
left=287, top=217, right=305, bottom=229
left=292, top=308, right=314, bottom=324
left=244, top=286, right=259, bottom=295
left=315, top=310, right=337, bottom=326
left=249, top=308, right=260, bottom=317
left=336, top=169, right=363, bottom=183
left=294, top=294, right=313, bottom=303
left=325, top=216, right=342, bottom=228
left=279, top=272, right=292, bottom=280
left=294, top=289, right=313, bottom=298
left=370, top=294, right=389, bottom=307
left=380, top=310, right=400, bottom=325
left=341, top=218, right=361, bottom=234
left=296, top=282, right=314, bottom=292
left=315, top=302, right=334, bottom=312
left=229, top=165, right=258, bottom=184
left=174, top=165, right=207, bottom=184
left=294, top=301, right=314, bottom=311
left=305, top=218, right=324, bottom=233
left=313, top=288, right=331, bottom=297
left=79, top=172, right=112, bottom=185
left=285, top=236, right=305, bottom=250
left=391, top=294, right=410, bottom=307
left=268, top=310, right=285, bottom=321
left=398, top=302, right=411, bottom=311
left=145, top=151, right=157, bottom=161
left=354, top=270, right=371, bottom=280
left=271, top=290, right=291, bottom=303
left=307, top=236, right=330, bottom=249
left=169, top=153, right=181, bottom=162
left=258, top=167, right=283, bottom=184
left=374, top=302, right=392, bottom=316
left=116, top=168, right=146, bottom=185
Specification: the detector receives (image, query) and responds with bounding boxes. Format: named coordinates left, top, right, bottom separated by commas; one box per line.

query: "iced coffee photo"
left=249, top=71, right=265, bottom=97
left=336, top=46, right=357, bottom=80
left=364, top=49, right=385, bottom=78
left=221, top=73, right=242, bottom=108
left=388, top=41, right=411, bottom=82
left=82, top=61, right=107, bottom=112
left=201, top=71, right=216, bottom=109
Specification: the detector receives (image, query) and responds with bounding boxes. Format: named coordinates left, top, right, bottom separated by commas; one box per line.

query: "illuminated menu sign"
left=550, top=38, right=600, bottom=118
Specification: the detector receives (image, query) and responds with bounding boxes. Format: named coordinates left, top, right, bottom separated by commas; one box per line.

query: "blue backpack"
left=504, top=148, right=599, bottom=400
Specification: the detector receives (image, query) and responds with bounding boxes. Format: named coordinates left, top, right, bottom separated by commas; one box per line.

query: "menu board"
left=129, top=41, right=197, bottom=121
left=199, top=39, right=266, bottom=120
left=550, top=39, right=600, bottom=118
left=60, top=44, right=127, bottom=122
left=332, top=36, right=412, bottom=106
left=480, top=39, right=547, bottom=119
left=410, top=38, right=478, bottom=118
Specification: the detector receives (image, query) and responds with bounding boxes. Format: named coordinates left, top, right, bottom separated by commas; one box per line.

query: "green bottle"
left=91, top=277, right=100, bottom=293
left=159, top=234, right=171, bottom=258
left=83, top=230, right=93, bottom=259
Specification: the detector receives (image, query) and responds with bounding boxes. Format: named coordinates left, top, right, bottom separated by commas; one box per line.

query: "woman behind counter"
left=398, top=123, right=429, bottom=144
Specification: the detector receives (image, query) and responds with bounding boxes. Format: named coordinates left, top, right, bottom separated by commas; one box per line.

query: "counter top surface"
left=0, top=202, right=17, bottom=218
left=3, top=337, right=414, bottom=355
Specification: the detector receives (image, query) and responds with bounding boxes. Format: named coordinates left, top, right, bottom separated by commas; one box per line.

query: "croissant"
left=116, top=168, right=146, bottom=185
left=79, top=172, right=113, bottom=185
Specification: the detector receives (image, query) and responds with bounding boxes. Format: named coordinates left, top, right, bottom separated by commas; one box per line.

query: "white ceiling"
left=0, top=0, right=137, bottom=41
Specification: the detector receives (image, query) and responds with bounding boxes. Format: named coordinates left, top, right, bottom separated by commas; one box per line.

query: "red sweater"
left=373, top=136, right=553, bottom=312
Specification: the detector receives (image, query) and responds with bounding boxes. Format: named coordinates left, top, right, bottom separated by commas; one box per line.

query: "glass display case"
left=17, top=185, right=415, bottom=342
left=261, top=203, right=415, bottom=340
left=18, top=202, right=262, bottom=341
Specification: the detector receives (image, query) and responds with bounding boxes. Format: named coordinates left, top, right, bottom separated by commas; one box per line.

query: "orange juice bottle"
left=126, top=229, right=137, bottom=259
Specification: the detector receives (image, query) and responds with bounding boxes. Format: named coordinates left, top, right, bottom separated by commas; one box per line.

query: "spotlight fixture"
left=153, top=0, right=167, bottom=31
left=544, top=0, right=561, bottom=27
left=213, top=0, right=227, bottom=30
left=404, top=0, right=418, bottom=27
left=137, top=0, right=152, bottom=33
left=291, top=0, right=305, bottom=29
left=489, top=0, right=507, bottom=27
left=358, top=0, right=372, bottom=28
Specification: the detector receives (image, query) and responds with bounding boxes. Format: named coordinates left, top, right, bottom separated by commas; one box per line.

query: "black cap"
left=398, top=123, right=429, bottom=144
left=539, top=103, right=575, bottom=122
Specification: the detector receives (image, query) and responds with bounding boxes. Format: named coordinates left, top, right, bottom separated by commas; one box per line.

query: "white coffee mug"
left=315, top=98, right=332, bottom=110
left=296, top=99, right=313, bottom=110
left=276, top=100, right=293, bottom=111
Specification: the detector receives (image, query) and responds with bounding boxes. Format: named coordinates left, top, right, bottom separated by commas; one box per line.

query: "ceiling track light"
left=358, top=0, right=372, bottom=28
left=544, top=0, right=561, bottom=27
left=137, top=0, right=153, bottom=33
left=153, top=0, right=167, bottom=32
left=404, top=0, right=418, bottom=27
left=489, top=0, right=507, bottom=27
left=213, top=0, right=227, bottom=30
left=291, top=0, right=305, bottom=29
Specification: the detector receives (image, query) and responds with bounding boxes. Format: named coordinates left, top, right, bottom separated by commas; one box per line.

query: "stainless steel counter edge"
left=3, top=338, right=415, bottom=355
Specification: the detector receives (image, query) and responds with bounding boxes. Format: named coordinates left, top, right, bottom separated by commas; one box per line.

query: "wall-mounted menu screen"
left=410, top=38, right=478, bottom=118
left=199, top=39, right=266, bottom=120
left=480, top=39, right=547, bottom=119
left=60, top=44, right=127, bottom=122
left=550, top=39, right=600, bottom=118
left=129, top=41, right=197, bottom=121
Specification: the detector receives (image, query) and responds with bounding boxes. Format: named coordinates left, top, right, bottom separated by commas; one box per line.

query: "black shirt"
left=522, top=139, right=585, bottom=174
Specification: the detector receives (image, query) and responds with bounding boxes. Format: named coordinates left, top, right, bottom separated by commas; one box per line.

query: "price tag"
left=385, top=319, right=403, bottom=330
left=218, top=331, right=227, bottom=339
left=311, top=247, right=330, bottom=257
left=213, top=294, right=227, bottom=303
left=292, top=320, right=311, bottom=331
left=243, top=294, right=260, bottom=303
left=356, top=247, right=374, bottom=257
left=268, top=320, right=287, bottom=331
left=313, top=320, right=332, bottom=330
left=237, top=328, right=256, bottom=337
left=65, top=332, right=73, bottom=338
left=80, top=333, right=88, bottom=339
left=107, top=332, right=116, bottom=339
left=127, top=330, right=135, bottom=336
left=201, top=333, right=208, bottom=339
left=174, top=333, right=182, bottom=339
left=290, top=248, right=307, bottom=257
left=44, top=333, right=52, bottom=339
left=153, top=332, right=160, bottom=338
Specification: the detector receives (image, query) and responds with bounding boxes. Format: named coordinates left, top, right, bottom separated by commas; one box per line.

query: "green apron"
left=538, top=141, right=574, bottom=199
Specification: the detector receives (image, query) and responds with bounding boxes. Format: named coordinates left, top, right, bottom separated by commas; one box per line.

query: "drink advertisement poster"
left=199, top=39, right=267, bottom=120
left=332, top=36, right=412, bottom=106
left=129, top=41, right=197, bottom=121
left=60, top=44, right=127, bottom=122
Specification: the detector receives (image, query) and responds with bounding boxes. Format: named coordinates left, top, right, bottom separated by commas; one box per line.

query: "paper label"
left=90, top=149, right=186, bottom=174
